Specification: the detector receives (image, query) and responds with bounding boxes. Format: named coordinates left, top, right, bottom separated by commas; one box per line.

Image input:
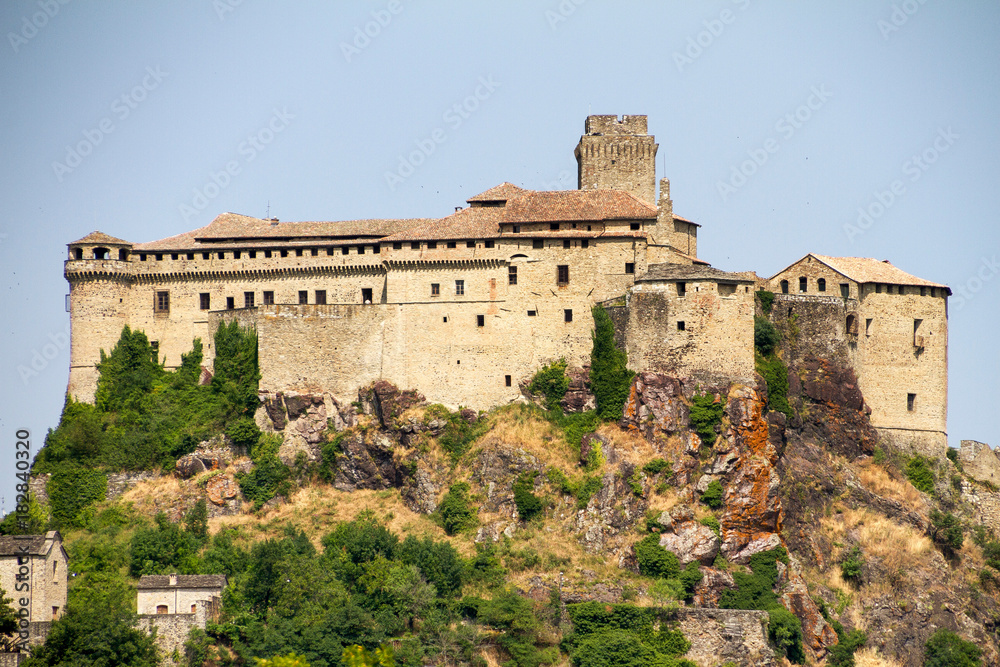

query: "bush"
left=226, top=416, right=261, bottom=451
left=513, top=472, right=543, bottom=521
left=529, top=359, right=570, bottom=411
left=700, top=480, right=724, bottom=509
left=642, top=458, right=671, bottom=475
left=424, top=404, right=489, bottom=461
left=840, top=546, right=864, bottom=584
left=905, top=455, right=936, bottom=494
left=719, top=547, right=788, bottom=611
left=575, top=476, right=604, bottom=509
left=46, top=464, right=106, bottom=528
left=564, top=603, right=693, bottom=667
left=930, top=510, right=964, bottom=554
left=689, top=393, right=724, bottom=446
left=699, top=516, right=721, bottom=538
left=754, top=316, right=781, bottom=355
left=590, top=305, right=634, bottom=421
left=756, top=352, right=792, bottom=419
left=924, top=628, right=982, bottom=667
left=757, top=290, right=776, bottom=316
left=767, top=607, right=805, bottom=664
left=635, top=534, right=680, bottom=580
left=438, top=482, right=478, bottom=535
left=129, top=512, right=202, bottom=577
left=826, top=629, right=867, bottom=667
left=237, top=455, right=292, bottom=510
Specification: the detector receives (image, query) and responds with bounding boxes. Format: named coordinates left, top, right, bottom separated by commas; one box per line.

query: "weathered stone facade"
left=0, top=532, right=68, bottom=649
left=136, top=574, right=225, bottom=666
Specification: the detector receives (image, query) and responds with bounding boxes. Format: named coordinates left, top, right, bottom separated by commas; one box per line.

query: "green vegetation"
left=590, top=305, right=634, bottom=421
left=529, top=359, right=570, bottom=411
left=929, top=510, right=964, bottom=555
left=923, top=628, right=982, bottom=667
left=423, top=404, right=490, bottom=461
left=700, top=480, right=724, bottom=509
left=689, top=393, right=724, bottom=446
left=635, top=534, right=680, bottom=580
left=754, top=316, right=780, bottom=355
left=839, top=546, right=864, bottom=585
left=642, top=458, right=671, bottom=475
left=699, top=515, right=721, bottom=539
left=437, top=482, right=479, bottom=535
left=514, top=471, right=543, bottom=521
left=751, top=315, right=791, bottom=419
left=564, top=602, right=694, bottom=667
left=129, top=511, right=204, bottom=576
left=905, top=455, right=936, bottom=495
left=46, top=464, right=107, bottom=528
left=0, top=585, right=17, bottom=652
left=756, top=290, right=776, bottom=316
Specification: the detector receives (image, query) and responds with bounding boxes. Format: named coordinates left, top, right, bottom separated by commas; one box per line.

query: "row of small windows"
left=157, top=289, right=372, bottom=312
left=781, top=277, right=941, bottom=298
left=73, top=247, right=128, bottom=261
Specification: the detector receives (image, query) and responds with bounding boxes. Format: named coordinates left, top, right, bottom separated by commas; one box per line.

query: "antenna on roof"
left=265, top=200, right=270, bottom=220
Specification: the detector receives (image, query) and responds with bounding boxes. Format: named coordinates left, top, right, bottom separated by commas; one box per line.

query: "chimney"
left=169, top=573, right=177, bottom=586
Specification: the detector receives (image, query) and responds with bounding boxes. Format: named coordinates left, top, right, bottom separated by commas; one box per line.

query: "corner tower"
left=575, top=115, right=658, bottom=206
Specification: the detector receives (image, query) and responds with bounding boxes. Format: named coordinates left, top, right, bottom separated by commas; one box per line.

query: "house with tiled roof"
left=0, top=531, right=68, bottom=647
left=135, top=574, right=226, bottom=666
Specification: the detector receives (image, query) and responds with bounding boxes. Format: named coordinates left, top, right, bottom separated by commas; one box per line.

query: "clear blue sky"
left=1, top=1, right=998, bottom=511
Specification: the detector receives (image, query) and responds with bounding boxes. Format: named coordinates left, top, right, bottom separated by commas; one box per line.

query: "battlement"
left=584, top=114, right=648, bottom=136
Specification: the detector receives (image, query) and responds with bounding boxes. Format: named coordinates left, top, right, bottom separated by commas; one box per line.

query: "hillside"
left=5, top=301, right=1000, bottom=667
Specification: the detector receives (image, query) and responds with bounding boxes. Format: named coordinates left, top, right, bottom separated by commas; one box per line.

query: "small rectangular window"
left=447, top=241, right=457, bottom=249
left=625, top=263, right=635, bottom=274
left=264, top=250, right=272, bottom=258
left=508, top=266, right=517, bottom=285
left=907, top=393, right=916, bottom=412
left=840, top=283, right=850, bottom=298
left=249, top=251, right=256, bottom=259
left=187, top=252, right=195, bottom=260
left=298, top=290, right=308, bottom=305
left=154, top=291, right=170, bottom=313
left=865, top=318, right=873, bottom=335
left=171, top=253, right=179, bottom=260
left=217, top=252, right=224, bottom=259
left=677, top=321, right=685, bottom=331
left=563, top=239, right=571, bottom=249
left=296, top=249, right=304, bottom=257
left=411, top=242, right=420, bottom=250
left=533, top=239, right=544, bottom=250
left=799, top=277, right=807, bottom=293
left=630, top=222, right=640, bottom=231
left=150, top=340, right=159, bottom=353
left=512, top=225, right=520, bottom=233
left=234, top=251, right=241, bottom=259
left=263, top=291, right=274, bottom=305
left=876, top=284, right=882, bottom=294
left=431, top=283, right=440, bottom=296
left=477, top=314, right=485, bottom=327
left=373, top=245, right=381, bottom=254
left=427, top=241, right=437, bottom=249
left=581, top=239, right=589, bottom=248
left=780, top=280, right=789, bottom=294
left=484, top=240, right=495, bottom=248
left=362, top=288, right=373, bottom=303
left=280, top=250, right=288, bottom=258
left=677, top=282, right=686, bottom=297
left=505, top=375, right=512, bottom=387
left=244, top=292, right=255, bottom=308
left=455, top=280, right=465, bottom=296
left=393, top=242, right=403, bottom=250
left=550, top=223, right=559, bottom=231
left=342, top=246, right=349, bottom=255
left=357, top=246, right=365, bottom=255
left=199, top=293, right=210, bottom=310
left=920, top=286, right=927, bottom=296
left=557, top=265, right=569, bottom=285
left=564, top=309, right=573, bottom=323
left=467, top=241, right=476, bottom=248
left=226, top=296, right=235, bottom=310
left=327, top=247, right=335, bottom=256
left=202, top=252, right=209, bottom=260
left=443, top=316, right=448, bottom=323
left=527, top=310, right=536, bottom=317
left=315, top=290, right=327, bottom=305
left=156, top=253, right=164, bottom=261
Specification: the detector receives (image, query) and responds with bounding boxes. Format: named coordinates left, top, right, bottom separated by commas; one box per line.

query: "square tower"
left=575, top=115, right=658, bottom=206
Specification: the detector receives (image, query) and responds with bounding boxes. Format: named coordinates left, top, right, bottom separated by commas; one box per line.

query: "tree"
left=0, top=584, right=19, bottom=652
left=94, top=326, right=162, bottom=414
left=924, top=628, right=982, bottom=667
left=256, top=654, right=312, bottom=667
left=341, top=645, right=395, bottom=667
left=590, top=305, right=633, bottom=421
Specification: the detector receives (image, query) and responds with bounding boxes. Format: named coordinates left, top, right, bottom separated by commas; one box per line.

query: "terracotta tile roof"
left=69, top=230, right=132, bottom=246
left=672, top=214, right=701, bottom=227
left=776, top=254, right=950, bottom=290
left=467, top=182, right=525, bottom=202
left=637, top=263, right=754, bottom=283
left=137, top=574, right=228, bottom=589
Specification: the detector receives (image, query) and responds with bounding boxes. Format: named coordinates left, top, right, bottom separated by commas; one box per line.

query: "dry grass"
left=853, top=647, right=903, bottom=667
left=820, top=507, right=932, bottom=575
left=595, top=423, right=664, bottom=466
left=475, top=406, right=575, bottom=470
left=854, top=459, right=926, bottom=508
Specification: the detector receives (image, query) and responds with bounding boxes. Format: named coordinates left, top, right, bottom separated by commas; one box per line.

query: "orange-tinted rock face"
left=206, top=474, right=239, bottom=506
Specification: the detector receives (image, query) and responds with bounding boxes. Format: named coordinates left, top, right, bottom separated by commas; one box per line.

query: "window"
left=512, top=225, right=520, bottom=233
left=817, top=278, right=826, bottom=292
left=249, top=251, right=256, bottom=259
left=443, top=316, right=448, bottom=323
left=150, top=341, right=159, bottom=353
left=362, top=288, right=373, bottom=304
left=393, top=242, right=403, bottom=250
left=840, top=283, right=850, bottom=298
left=266, top=250, right=273, bottom=258
left=342, top=246, right=349, bottom=255
left=298, top=290, right=308, bottom=304
left=630, top=222, right=640, bottom=231
left=411, top=242, right=420, bottom=250
left=677, top=321, right=685, bottom=331
left=467, top=241, right=476, bottom=248
left=563, top=239, right=571, bottom=249
left=477, top=314, right=485, bottom=327
left=373, top=245, right=381, bottom=254
left=156, top=253, right=164, bottom=261
left=199, top=293, right=210, bottom=310
left=244, top=292, right=255, bottom=308
left=137, top=253, right=146, bottom=261
left=677, top=281, right=687, bottom=297
left=296, top=249, right=303, bottom=257
left=484, top=240, right=495, bottom=248
left=920, top=286, right=927, bottom=296
left=509, top=266, right=517, bottom=285
left=550, top=223, right=559, bottom=231
left=719, top=283, right=736, bottom=296
left=427, top=241, right=437, bottom=249
left=505, top=375, right=512, bottom=387
left=799, top=277, right=807, bottom=293
left=431, top=283, right=440, bottom=296
left=217, top=252, right=224, bottom=259
left=157, top=605, right=168, bottom=615
left=203, top=252, right=210, bottom=260
left=907, top=393, right=916, bottom=412
left=191, top=605, right=197, bottom=613
left=564, top=309, right=573, bottom=323
left=312, top=248, right=319, bottom=256
left=865, top=318, right=873, bottom=335
left=455, top=280, right=465, bottom=296
left=263, top=291, right=274, bottom=305
left=557, top=265, right=569, bottom=285
left=533, top=239, right=544, bottom=249
left=780, top=280, right=789, bottom=294
left=846, top=314, right=858, bottom=335
left=527, top=310, right=536, bottom=316
left=876, top=284, right=882, bottom=294
left=581, top=239, right=589, bottom=248
left=447, top=241, right=457, bottom=249
left=52, top=606, right=59, bottom=619
left=226, top=297, right=235, bottom=310
left=280, top=250, right=288, bottom=258
left=234, top=251, right=241, bottom=259
left=625, top=262, right=635, bottom=274
left=186, top=252, right=194, bottom=260
left=73, top=248, right=83, bottom=259
left=315, top=290, right=327, bottom=305
left=154, top=291, right=170, bottom=313
left=913, top=319, right=923, bottom=347
left=357, top=246, right=365, bottom=255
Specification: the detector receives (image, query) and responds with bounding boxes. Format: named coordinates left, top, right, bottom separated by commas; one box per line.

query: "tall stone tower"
left=575, top=115, right=658, bottom=206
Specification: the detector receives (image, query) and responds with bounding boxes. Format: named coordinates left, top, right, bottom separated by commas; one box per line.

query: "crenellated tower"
left=574, top=114, right=658, bottom=206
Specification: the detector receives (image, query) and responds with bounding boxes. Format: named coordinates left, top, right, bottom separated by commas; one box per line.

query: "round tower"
left=65, top=231, right=135, bottom=403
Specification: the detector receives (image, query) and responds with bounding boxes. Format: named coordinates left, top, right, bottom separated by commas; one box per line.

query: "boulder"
left=206, top=474, right=239, bottom=506
left=560, top=367, right=596, bottom=413
left=175, top=454, right=207, bottom=479
left=659, top=521, right=721, bottom=566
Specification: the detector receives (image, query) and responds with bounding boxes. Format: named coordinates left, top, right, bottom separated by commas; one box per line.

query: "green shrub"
left=642, top=458, right=671, bottom=475
left=564, top=603, right=693, bottom=667
left=826, top=628, right=867, bottom=667
left=689, top=393, right=724, bottom=445
left=756, top=352, right=792, bottom=419
left=237, top=455, right=292, bottom=510
left=635, top=534, right=680, bottom=580
left=754, top=316, right=781, bottom=356
left=678, top=561, right=703, bottom=601
left=700, top=480, right=724, bottom=509
left=129, top=512, right=202, bottom=577
left=719, top=547, right=788, bottom=612
left=840, top=546, right=864, bottom=584
left=529, top=359, right=570, bottom=411
left=930, top=510, right=964, bottom=554
left=424, top=404, right=489, bottom=461
left=226, top=416, right=261, bottom=451
left=906, top=455, right=936, bottom=494
left=767, top=607, right=805, bottom=664
left=757, top=290, right=776, bottom=316
left=575, top=476, right=604, bottom=509
left=590, top=305, right=634, bottom=421
left=514, top=471, right=543, bottom=521
left=923, top=628, right=982, bottom=667
left=438, top=482, right=478, bottom=535
left=46, top=464, right=107, bottom=528
left=699, top=516, right=721, bottom=538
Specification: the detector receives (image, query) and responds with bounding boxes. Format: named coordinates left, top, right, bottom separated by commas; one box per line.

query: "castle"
left=64, top=115, right=951, bottom=457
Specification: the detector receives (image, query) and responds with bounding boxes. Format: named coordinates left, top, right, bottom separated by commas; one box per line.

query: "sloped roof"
left=0, top=531, right=62, bottom=557
left=137, top=574, right=228, bottom=589
left=467, top=182, right=525, bottom=202
left=69, top=230, right=132, bottom=246
left=637, top=263, right=754, bottom=283
left=774, top=254, right=949, bottom=290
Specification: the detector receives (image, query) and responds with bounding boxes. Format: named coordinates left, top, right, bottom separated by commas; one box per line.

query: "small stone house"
left=136, top=574, right=226, bottom=665
left=0, top=531, right=68, bottom=647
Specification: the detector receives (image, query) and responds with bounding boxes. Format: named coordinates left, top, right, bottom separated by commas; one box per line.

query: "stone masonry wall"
left=674, top=608, right=775, bottom=667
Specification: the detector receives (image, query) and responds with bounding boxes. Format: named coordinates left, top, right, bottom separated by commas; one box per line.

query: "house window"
left=920, top=286, right=927, bottom=296
left=625, top=263, right=635, bottom=274
left=249, top=251, right=256, bottom=259
left=157, top=605, right=168, bottom=615
left=467, top=241, right=476, bottom=248
left=312, top=248, right=319, bottom=256
left=913, top=319, right=923, bottom=346
left=342, top=246, right=349, bottom=255
left=630, top=222, right=640, bottom=231
left=298, top=290, right=308, bottom=304
left=780, top=280, right=789, bottom=294
left=533, top=239, right=544, bottom=250
left=52, top=606, right=59, bottom=619
left=244, top=292, right=255, bottom=308
left=581, top=239, right=589, bottom=248
left=799, top=277, right=807, bottom=293
left=563, top=239, right=571, bottom=249
left=677, top=281, right=687, bottom=297
left=550, top=223, right=559, bottom=231
left=263, top=291, right=274, bottom=305
left=443, top=316, right=448, bottom=323
left=156, top=253, right=164, bottom=261
left=455, top=280, right=465, bottom=296
left=199, top=293, right=210, bottom=310
left=907, top=393, right=916, bottom=412
left=477, top=315, right=485, bottom=327
left=512, top=225, right=520, bottom=233
left=876, top=284, right=882, bottom=294
left=357, top=246, right=364, bottom=255
left=557, top=265, right=569, bottom=285
left=428, top=241, right=437, bottom=249
left=866, top=318, right=873, bottom=335
left=203, top=252, right=210, bottom=260
left=505, top=375, right=512, bottom=387
left=234, top=251, right=241, bottom=259
left=447, top=241, right=457, bottom=249
left=411, top=242, right=420, bottom=250
left=315, top=290, right=327, bottom=305
left=484, top=240, right=495, bottom=248
left=677, top=321, right=685, bottom=331
left=296, top=249, right=303, bottom=257
left=393, top=242, right=402, bottom=250
left=226, top=297, right=235, bottom=310
left=817, top=278, right=826, bottom=292
left=186, top=252, right=194, bottom=260
left=431, top=283, right=440, bottom=296
left=362, top=288, right=373, bottom=304
left=191, top=605, right=197, bottom=613
left=154, top=291, right=170, bottom=313
left=564, top=309, right=573, bottom=323
left=840, top=283, right=850, bottom=298
left=527, top=310, right=536, bottom=316
left=280, top=250, right=288, bottom=257
left=150, top=341, right=159, bottom=353
left=509, top=266, right=517, bottom=285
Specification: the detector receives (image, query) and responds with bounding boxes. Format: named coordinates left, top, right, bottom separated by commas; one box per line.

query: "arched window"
left=817, top=278, right=826, bottom=292
left=93, top=247, right=109, bottom=260
left=780, top=280, right=789, bottom=294
left=156, top=605, right=168, bottom=614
